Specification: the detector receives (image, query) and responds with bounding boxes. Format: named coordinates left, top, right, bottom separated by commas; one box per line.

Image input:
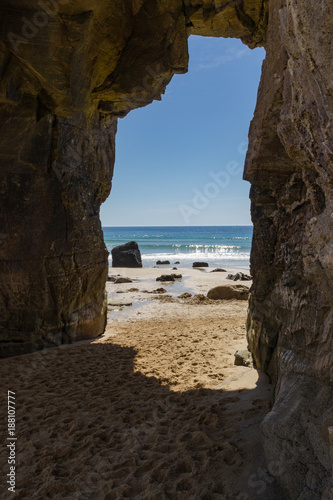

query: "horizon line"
left=102, top=224, right=253, bottom=228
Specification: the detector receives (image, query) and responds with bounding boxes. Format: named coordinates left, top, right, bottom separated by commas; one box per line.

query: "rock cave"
left=0, top=0, right=332, bottom=497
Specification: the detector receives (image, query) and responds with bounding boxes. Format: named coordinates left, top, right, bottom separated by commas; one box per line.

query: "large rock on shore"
left=207, top=285, right=249, bottom=300
left=111, top=242, right=142, bottom=268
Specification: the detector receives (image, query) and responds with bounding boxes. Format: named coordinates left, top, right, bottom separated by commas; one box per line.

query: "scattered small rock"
left=107, top=276, right=117, bottom=282
left=172, top=267, right=177, bottom=270
left=207, top=285, right=249, bottom=300
left=142, top=288, right=167, bottom=294
left=128, top=288, right=139, bottom=292
left=210, top=268, right=227, bottom=273
left=193, top=262, right=209, bottom=268
left=114, top=277, right=133, bottom=284
left=152, top=294, right=177, bottom=303
left=156, top=274, right=182, bottom=282
left=174, top=261, right=180, bottom=264
left=227, top=272, right=252, bottom=281
left=187, top=294, right=213, bottom=304
left=156, top=274, right=175, bottom=282
left=156, top=260, right=170, bottom=265
left=234, top=349, right=253, bottom=367
left=108, top=300, right=133, bottom=307
left=178, top=292, right=192, bottom=299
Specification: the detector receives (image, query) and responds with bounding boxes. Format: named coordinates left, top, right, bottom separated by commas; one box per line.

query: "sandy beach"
left=0, top=267, right=284, bottom=499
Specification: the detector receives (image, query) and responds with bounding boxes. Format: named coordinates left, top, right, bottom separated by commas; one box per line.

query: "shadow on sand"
left=0, top=341, right=286, bottom=499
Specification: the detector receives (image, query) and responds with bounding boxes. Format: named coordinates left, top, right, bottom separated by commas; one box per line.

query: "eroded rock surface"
left=245, top=0, right=333, bottom=496
left=0, top=1, right=267, bottom=356
left=0, top=105, right=116, bottom=356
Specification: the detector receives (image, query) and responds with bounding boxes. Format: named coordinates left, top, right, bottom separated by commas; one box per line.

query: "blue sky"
left=100, top=36, right=265, bottom=227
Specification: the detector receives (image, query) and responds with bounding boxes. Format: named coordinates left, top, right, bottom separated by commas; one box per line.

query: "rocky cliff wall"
left=245, top=0, right=333, bottom=497
left=0, top=0, right=267, bottom=353
left=0, top=1, right=332, bottom=497
left=0, top=99, right=116, bottom=356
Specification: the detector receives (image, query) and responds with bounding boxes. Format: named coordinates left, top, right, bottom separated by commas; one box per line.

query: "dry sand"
left=0, top=267, right=285, bottom=499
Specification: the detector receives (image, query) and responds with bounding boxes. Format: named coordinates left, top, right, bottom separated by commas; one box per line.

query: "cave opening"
left=2, top=1, right=332, bottom=496
left=101, top=36, right=265, bottom=269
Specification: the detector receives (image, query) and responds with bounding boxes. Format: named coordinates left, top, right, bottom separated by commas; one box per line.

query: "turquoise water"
left=103, top=226, right=252, bottom=269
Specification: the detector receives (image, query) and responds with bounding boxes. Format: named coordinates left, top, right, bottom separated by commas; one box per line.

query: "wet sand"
left=0, top=267, right=285, bottom=499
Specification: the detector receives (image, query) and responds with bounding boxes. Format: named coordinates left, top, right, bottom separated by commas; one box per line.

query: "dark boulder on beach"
left=174, top=261, right=180, bottom=264
left=111, top=241, right=142, bottom=268
left=156, top=260, right=170, bottom=265
left=193, top=262, right=209, bottom=268
left=210, top=268, right=227, bottom=273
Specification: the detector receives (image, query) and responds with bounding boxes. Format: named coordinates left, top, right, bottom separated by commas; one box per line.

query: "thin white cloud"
left=190, top=45, right=250, bottom=71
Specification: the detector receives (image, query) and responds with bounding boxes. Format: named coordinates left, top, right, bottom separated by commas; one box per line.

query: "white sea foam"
left=108, top=252, right=250, bottom=261
left=186, top=244, right=241, bottom=250
left=141, top=252, right=250, bottom=261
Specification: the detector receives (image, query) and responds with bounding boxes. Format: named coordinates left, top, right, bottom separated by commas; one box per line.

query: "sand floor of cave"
left=0, top=270, right=285, bottom=499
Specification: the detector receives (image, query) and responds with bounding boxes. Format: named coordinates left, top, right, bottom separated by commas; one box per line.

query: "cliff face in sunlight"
left=0, top=0, right=332, bottom=496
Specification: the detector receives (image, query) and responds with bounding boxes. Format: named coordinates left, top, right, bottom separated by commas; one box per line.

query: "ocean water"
left=103, top=226, right=252, bottom=270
